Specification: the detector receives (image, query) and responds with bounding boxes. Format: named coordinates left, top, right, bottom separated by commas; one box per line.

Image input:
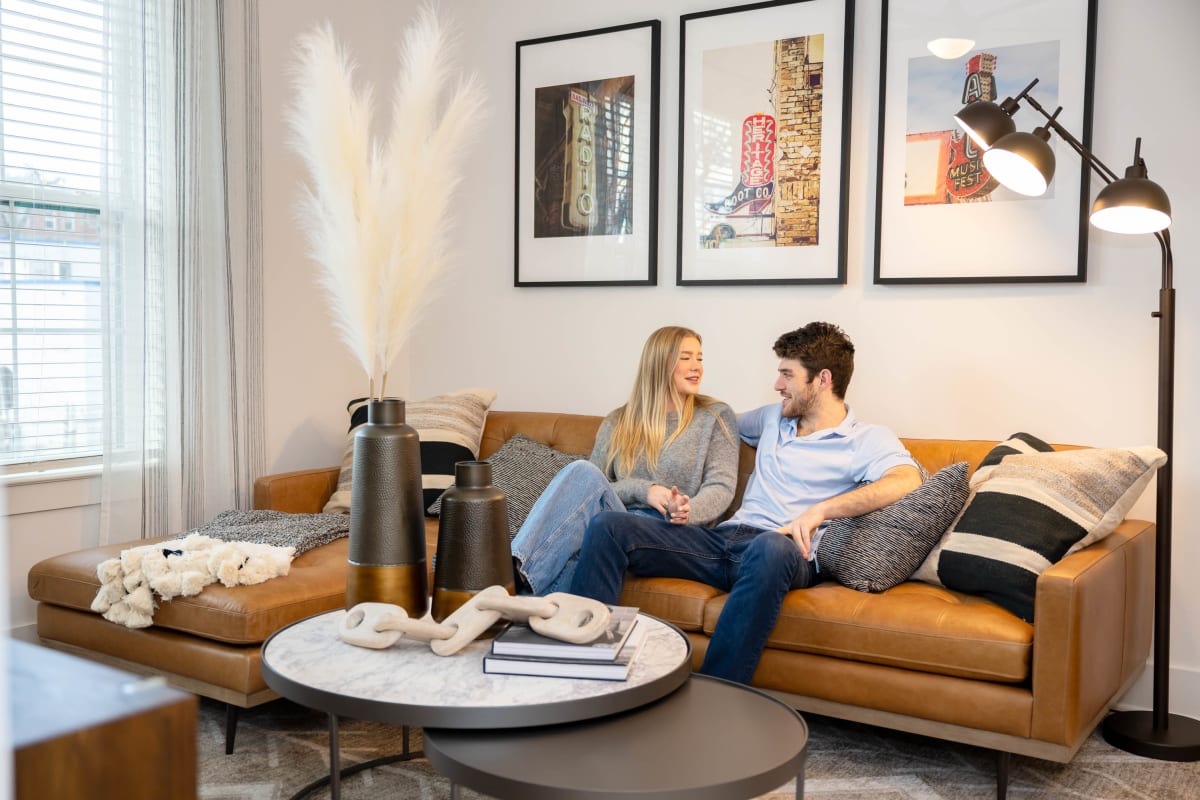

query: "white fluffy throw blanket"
left=91, top=533, right=295, bottom=629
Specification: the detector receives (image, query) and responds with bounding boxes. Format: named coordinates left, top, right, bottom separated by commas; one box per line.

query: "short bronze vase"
left=346, top=398, right=428, bottom=615
left=432, top=460, right=515, bottom=622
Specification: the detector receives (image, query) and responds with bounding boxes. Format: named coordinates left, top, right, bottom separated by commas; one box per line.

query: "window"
left=0, top=0, right=105, bottom=465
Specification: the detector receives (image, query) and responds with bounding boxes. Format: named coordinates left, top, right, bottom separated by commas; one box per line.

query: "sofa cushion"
left=620, top=575, right=724, bottom=632
left=29, top=536, right=352, bottom=645
left=704, top=579, right=1035, bottom=682
left=936, top=445, right=1166, bottom=622
left=427, top=433, right=586, bottom=539
left=323, top=388, right=496, bottom=513
left=816, top=462, right=970, bottom=592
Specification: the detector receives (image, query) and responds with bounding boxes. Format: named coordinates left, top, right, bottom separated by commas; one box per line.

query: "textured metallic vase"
left=346, top=398, right=428, bottom=615
left=432, top=460, right=514, bottom=622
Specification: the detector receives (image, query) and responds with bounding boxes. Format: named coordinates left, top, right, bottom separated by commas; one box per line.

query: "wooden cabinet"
left=9, top=639, right=197, bottom=799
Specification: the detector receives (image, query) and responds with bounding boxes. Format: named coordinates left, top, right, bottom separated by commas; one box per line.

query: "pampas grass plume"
left=287, top=6, right=484, bottom=398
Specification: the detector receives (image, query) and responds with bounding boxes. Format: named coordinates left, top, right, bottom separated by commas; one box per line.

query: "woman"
left=511, top=325, right=739, bottom=595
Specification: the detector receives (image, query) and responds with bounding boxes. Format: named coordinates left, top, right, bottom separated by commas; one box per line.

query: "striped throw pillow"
left=912, top=432, right=1053, bottom=585
left=816, top=462, right=970, bottom=592
left=935, top=445, right=1166, bottom=622
left=322, top=388, right=496, bottom=514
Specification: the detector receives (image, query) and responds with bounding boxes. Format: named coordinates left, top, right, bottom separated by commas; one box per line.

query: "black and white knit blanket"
left=186, top=509, right=350, bottom=556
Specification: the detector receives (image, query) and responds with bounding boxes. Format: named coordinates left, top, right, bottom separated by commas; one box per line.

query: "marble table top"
left=261, top=609, right=692, bottom=729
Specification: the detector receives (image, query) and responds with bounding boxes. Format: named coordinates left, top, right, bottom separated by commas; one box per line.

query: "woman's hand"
left=666, top=486, right=690, bottom=525
left=647, top=484, right=673, bottom=516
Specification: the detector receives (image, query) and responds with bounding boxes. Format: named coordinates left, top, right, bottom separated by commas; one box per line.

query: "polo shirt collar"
left=782, top=403, right=857, bottom=440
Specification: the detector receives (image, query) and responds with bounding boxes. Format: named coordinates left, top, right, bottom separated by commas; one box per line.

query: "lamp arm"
left=1016, top=89, right=1120, bottom=184
left=1156, top=228, right=1173, bottom=291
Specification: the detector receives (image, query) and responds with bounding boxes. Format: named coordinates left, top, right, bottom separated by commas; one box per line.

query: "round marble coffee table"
left=261, top=609, right=692, bottom=798
left=424, top=674, right=809, bottom=799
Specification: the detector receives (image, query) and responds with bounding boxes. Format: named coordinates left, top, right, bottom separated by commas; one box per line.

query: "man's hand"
left=666, top=486, right=690, bottom=525
left=776, top=504, right=826, bottom=559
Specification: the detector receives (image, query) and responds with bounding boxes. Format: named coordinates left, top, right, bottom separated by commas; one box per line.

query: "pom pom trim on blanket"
left=91, top=533, right=295, bottom=628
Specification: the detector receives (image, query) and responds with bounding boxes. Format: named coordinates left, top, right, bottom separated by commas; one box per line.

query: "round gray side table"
left=423, top=673, right=808, bottom=799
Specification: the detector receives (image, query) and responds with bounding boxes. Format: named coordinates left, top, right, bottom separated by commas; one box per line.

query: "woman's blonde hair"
left=605, top=325, right=726, bottom=478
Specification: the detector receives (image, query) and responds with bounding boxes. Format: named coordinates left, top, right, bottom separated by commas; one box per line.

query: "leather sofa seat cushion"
left=620, top=575, right=724, bottom=631
left=29, top=536, right=353, bottom=645
left=704, top=580, right=1034, bottom=683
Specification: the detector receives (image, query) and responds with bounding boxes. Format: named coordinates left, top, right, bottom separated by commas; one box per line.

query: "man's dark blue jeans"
left=567, top=510, right=821, bottom=684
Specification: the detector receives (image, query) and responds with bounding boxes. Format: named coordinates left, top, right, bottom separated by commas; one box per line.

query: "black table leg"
left=329, top=713, right=341, bottom=800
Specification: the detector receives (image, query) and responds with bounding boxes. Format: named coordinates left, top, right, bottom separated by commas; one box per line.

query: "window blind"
left=0, top=0, right=105, bottom=465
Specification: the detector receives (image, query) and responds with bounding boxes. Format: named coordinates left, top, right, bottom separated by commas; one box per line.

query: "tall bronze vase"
left=431, top=460, right=514, bottom=622
left=346, top=398, right=428, bottom=615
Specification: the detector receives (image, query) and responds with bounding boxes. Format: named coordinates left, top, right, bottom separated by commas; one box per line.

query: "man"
left=568, top=322, right=922, bottom=684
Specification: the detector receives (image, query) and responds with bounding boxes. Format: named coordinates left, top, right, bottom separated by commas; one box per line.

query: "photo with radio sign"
left=533, top=75, right=635, bottom=239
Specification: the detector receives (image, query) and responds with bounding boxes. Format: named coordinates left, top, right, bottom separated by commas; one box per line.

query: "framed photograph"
left=515, top=21, right=661, bottom=286
left=873, top=0, right=1098, bottom=283
left=677, top=0, right=854, bottom=286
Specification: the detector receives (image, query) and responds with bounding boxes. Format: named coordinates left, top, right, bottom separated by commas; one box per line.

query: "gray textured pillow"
left=816, top=462, right=971, bottom=592
left=427, top=434, right=585, bottom=540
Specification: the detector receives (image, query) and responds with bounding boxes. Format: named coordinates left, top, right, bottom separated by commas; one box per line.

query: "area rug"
left=197, top=696, right=1200, bottom=799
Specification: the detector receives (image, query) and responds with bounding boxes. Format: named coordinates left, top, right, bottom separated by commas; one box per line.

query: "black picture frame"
left=514, top=20, right=661, bottom=286
left=676, top=0, right=854, bottom=286
left=873, top=0, right=1098, bottom=284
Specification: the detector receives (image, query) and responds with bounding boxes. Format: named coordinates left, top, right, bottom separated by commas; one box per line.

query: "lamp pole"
left=961, top=83, right=1200, bottom=758
left=1100, top=229, right=1200, bottom=760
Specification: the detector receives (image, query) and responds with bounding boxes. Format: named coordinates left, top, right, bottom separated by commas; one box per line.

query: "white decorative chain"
left=338, top=585, right=612, bottom=656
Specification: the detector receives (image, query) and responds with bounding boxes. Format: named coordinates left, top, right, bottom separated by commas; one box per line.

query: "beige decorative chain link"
left=338, top=585, right=612, bottom=656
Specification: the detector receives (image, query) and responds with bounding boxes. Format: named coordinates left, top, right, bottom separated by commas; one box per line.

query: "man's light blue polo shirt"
left=724, top=403, right=916, bottom=531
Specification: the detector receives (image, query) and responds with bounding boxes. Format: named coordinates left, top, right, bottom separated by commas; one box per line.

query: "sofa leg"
left=995, top=749, right=1009, bottom=800
left=225, top=704, right=240, bottom=754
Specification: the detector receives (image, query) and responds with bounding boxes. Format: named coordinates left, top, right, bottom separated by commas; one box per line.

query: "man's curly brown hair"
left=773, top=322, right=855, bottom=399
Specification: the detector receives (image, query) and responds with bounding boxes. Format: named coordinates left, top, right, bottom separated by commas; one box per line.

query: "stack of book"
left=483, top=605, right=644, bottom=681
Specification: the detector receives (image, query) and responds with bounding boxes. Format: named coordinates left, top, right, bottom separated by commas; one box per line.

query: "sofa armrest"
left=1029, top=517, right=1155, bottom=747
left=253, top=467, right=341, bottom=514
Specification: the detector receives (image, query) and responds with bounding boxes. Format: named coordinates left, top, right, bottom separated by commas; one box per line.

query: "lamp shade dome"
left=954, top=100, right=1015, bottom=150
left=983, top=130, right=1055, bottom=196
left=1090, top=175, right=1172, bottom=234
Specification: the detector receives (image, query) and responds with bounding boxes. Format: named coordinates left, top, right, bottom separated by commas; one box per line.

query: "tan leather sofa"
left=28, top=410, right=1153, bottom=769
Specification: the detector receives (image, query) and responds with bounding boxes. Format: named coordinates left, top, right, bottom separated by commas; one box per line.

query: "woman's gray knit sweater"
left=589, top=402, right=739, bottom=525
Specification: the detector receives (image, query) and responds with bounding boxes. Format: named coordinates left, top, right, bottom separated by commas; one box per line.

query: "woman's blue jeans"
left=568, top=511, right=820, bottom=684
left=510, top=460, right=660, bottom=595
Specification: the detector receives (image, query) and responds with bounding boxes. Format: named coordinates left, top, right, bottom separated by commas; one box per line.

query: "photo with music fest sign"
left=515, top=21, right=660, bottom=286
left=677, top=0, right=853, bottom=285
left=904, top=42, right=1060, bottom=207
left=873, top=0, right=1097, bottom=283
left=533, top=76, right=635, bottom=239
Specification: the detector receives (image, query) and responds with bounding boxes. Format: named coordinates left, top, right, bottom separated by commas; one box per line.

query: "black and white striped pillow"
left=912, top=432, right=1054, bottom=586
left=934, top=445, right=1165, bottom=622
left=816, top=462, right=970, bottom=592
left=322, top=388, right=496, bottom=514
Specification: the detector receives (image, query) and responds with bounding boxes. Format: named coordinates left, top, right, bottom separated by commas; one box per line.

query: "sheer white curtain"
left=98, top=0, right=264, bottom=545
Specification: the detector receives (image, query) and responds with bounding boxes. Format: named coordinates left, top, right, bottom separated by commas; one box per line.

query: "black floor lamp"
left=954, top=79, right=1200, bottom=761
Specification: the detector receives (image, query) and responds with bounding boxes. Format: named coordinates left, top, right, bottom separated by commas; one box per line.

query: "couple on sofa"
left=511, top=321, right=923, bottom=684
